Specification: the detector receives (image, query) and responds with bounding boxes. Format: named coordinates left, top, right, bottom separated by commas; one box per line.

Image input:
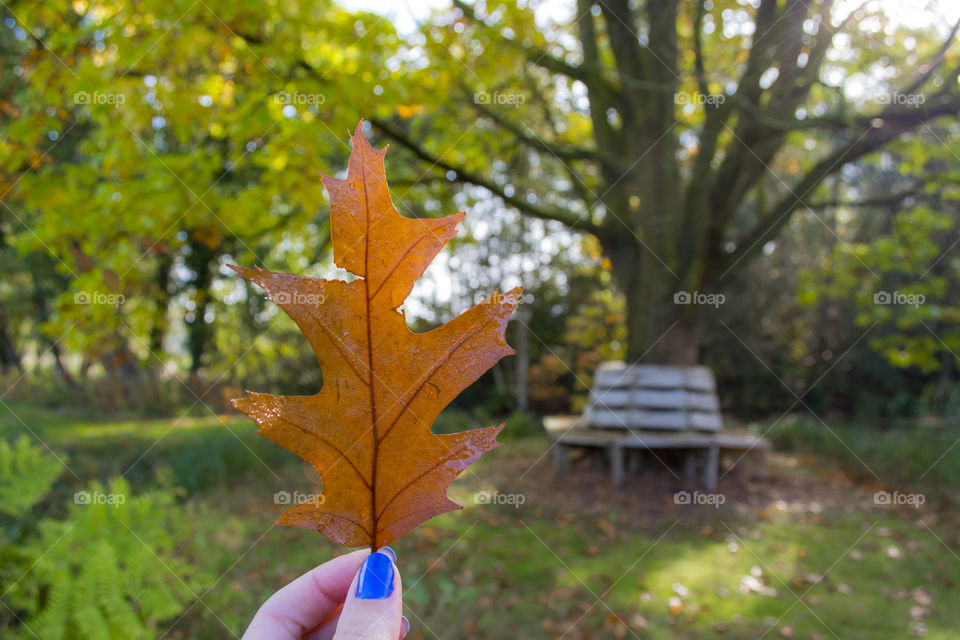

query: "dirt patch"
left=459, top=440, right=890, bottom=531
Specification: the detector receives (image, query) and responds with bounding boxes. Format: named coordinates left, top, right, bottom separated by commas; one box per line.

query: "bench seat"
left=544, top=420, right=770, bottom=491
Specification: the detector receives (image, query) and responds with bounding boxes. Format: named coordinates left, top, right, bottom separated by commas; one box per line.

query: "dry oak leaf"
left=231, top=121, right=521, bottom=549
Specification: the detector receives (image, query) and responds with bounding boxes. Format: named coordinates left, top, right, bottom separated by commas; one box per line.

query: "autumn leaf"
left=231, top=121, right=521, bottom=549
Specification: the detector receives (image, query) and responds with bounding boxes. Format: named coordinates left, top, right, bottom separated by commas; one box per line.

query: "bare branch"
left=804, top=185, right=925, bottom=210
left=718, top=98, right=960, bottom=277
left=903, top=16, right=960, bottom=96
left=464, top=85, right=610, bottom=164
left=369, top=117, right=601, bottom=235
left=452, top=0, right=602, bottom=88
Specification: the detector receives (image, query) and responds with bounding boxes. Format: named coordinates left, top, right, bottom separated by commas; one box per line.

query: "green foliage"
left=502, top=410, right=542, bottom=439
left=0, top=0, right=955, bottom=426
left=0, top=435, right=63, bottom=517
left=0, top=0, right=409, bottom=382
left=799, top=202, right=960, bottom=374
left=68, top=421, right=292, bottom=494
left=0, top=439, right=213, bottom=640
left=0, top=407, right=295, bottom=495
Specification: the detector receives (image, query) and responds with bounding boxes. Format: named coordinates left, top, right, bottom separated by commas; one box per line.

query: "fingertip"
left=334, top=549, right=404, bottom=640
left=377, top=546, right=397, bottom=564
left=356, top=551, right=395, bottom=599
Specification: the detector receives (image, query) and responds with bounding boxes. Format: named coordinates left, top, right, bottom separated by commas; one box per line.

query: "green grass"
left=3, top=404, right=960, bottom=639
left=189, top=498, right=959, bottom=639
left=767, top=414, right=960, bottom=492
left=0, top=404, right=292, bottom=494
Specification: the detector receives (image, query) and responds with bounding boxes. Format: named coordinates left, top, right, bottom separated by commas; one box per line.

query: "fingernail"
left=356, top=551, right=394, bottom=599
left=400, top=615, right=410, bottom=637
left=377, top=546, right=397, bottom=564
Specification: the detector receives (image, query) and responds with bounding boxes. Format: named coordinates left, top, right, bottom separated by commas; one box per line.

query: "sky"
left=342, top=0, right=960, bottom=36
left=839, top=0, right=960, bottom=31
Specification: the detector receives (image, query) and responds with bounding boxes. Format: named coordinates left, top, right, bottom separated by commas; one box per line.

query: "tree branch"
left=599, top=0, right=648, bottom=107
left=452, top=0, right=605, bottom=89
left=574, top=0, right=622, bottom=176
left=464, top=85, right=610, bottom=164
left=804, top=186, right=924, bottom=210
left=523, top=75, right=601, bottom=208
left=903, top=16, right=960, bottom=96
left=369, top=117, right=601, bottom=235
left=693, top=0, right=709, bottom=98
left=718, top=98, right=960, bottom=277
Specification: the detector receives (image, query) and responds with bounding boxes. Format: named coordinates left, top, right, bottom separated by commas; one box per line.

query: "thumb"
left=334, top=547, right=406, bottom=640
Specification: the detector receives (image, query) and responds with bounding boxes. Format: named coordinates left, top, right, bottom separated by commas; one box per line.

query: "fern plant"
left=1, top=439, right=213, bottom=639
left=0, top=435, right=63, bottom=517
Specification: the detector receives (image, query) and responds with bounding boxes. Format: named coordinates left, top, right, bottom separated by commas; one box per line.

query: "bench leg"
left=752, top=448, right=768, bottom=479
left=683, top=452, right=697, bottom=483
left=627, top=448, right=642, bottom=473
left=553, top=442, right=569, bottom=475
left=610, top=444, right=624, bottom=486
left=703, top=445, right=719, bottom=492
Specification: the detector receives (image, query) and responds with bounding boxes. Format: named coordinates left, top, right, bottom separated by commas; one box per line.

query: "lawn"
left=1, top=404, right=958, bottom=639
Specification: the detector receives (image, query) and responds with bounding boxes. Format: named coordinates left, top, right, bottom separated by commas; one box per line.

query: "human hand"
left=242, top=547, right=409, bottom=640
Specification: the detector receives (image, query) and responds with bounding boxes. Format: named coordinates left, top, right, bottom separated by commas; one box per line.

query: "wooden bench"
left=587, top=362, right=723, bottom=431
left=546, top=363, right=770, bottom=490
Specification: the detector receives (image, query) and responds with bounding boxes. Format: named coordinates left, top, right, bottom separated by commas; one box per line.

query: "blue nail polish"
left=401, top=615, right=410, bottom=636
left=377, top=546, right=397, bottom=564
left=356, top=551, right=394, bottom=599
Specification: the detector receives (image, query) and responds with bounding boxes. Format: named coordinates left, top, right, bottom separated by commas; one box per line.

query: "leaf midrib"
left=360, top=155, right=380, bottom=550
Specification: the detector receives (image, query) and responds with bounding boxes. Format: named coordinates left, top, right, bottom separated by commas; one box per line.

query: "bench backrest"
left=586, top=362, right=722, bottom=431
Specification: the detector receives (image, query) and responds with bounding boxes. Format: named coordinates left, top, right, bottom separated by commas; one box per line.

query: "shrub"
left=0, top=436, right=63, bottom=517
left=0, top=438, right=212, bottom=639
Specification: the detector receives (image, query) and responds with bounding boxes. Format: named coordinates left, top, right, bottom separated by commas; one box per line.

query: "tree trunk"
left=513, top=306, right=530, bottom=410
left=0, top=310, right=22, bottom=373
left=50, top=340, right=78, bottom=390
left=607, top=236, right=703, bottom=365
left=657, top=321, right=703, bottom=366
left=149, top=253, right=172, bottom=356
left=185, top=235, right=217, bottom=375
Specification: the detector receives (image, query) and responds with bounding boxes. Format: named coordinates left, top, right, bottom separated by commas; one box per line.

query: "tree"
left=5, top=0, right=960, bottom=388
left=0, top=0, right=407, bottom=382
left=368, top=0, right=960, bottom=364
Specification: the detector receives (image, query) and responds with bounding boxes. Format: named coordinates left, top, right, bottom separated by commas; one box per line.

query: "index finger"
left=242, top=548, right=371, bottom=640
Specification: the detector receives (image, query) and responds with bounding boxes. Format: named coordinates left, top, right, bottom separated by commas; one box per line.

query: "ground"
left=2, top=406, right=958, bottom=639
